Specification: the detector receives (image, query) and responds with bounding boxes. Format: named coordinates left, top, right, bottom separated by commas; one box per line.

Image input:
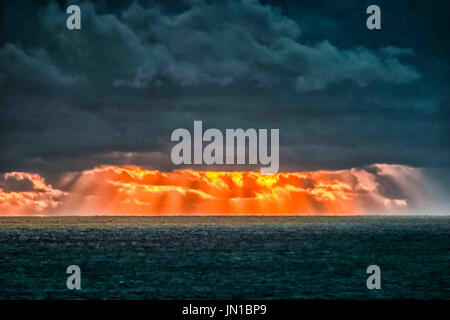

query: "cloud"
left=1, top=0, right=419, bottom=92
left=113, top=0, right=420, bottom=91
left=0, top=0, right=447, bottom=176
left=292, top=42, right=419, bottom=91
left=1, top=164, right=447, bottom=216
left=0, top=43, right=79, bottom=87
left=0, top=172, right=67, bottom=215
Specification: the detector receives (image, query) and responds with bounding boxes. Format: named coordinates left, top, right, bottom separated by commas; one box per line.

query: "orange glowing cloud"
left=0, top=164, right=436, bottom=216
left=0, top=172, right=66, bottom=215
left=57, top=164, right=422, bottom=215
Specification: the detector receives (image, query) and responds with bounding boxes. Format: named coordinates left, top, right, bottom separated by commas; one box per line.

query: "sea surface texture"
left=0, top=216, right=448, bottom=299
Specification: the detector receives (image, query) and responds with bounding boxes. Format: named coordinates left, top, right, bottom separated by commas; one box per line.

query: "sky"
left=0, top=0, right=448, bottom=215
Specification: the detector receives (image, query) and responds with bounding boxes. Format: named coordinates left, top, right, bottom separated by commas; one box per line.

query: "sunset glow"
left=0, top=164, right=428, bottom=216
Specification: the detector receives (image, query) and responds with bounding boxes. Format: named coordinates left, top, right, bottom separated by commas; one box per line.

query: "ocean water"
left=0, top=216, right=448, bottom=299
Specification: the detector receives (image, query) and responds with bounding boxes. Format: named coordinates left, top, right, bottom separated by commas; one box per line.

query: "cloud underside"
left=0, top=164, right=442, bottom=216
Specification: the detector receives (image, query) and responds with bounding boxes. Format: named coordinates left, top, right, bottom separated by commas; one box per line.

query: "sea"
left=0, top=216, right=448, bottom=299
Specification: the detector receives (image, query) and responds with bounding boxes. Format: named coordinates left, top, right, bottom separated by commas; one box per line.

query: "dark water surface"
left=0, top=216, right=448, bottom=299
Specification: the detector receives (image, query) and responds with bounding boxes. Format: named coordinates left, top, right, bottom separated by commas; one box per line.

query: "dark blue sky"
left=0, top=0, right=448, bottom=179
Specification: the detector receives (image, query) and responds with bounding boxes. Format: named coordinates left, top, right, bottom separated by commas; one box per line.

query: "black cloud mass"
left=0, top=0, right=448, bottom=180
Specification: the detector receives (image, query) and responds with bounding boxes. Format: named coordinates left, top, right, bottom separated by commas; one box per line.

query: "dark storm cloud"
left=0, top=0, right=448, bottom=176
left=1, top=0, right=420, bottom=91
left=0, top=44, right=79, bottom=86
